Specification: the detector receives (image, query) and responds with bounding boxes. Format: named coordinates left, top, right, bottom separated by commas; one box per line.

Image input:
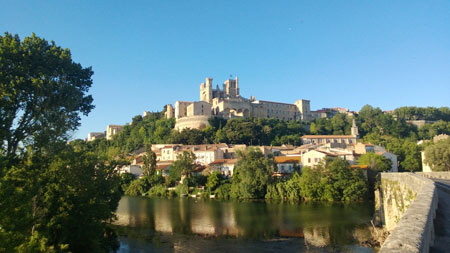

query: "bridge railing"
left=378, top=173, right=437, bottom=253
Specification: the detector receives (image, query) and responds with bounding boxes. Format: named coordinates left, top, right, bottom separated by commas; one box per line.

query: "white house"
left=119, top=165, right=143, bottom=178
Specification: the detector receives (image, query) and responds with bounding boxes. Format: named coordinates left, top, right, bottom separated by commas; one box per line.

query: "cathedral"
left=165, top=77, right=312, bottom=131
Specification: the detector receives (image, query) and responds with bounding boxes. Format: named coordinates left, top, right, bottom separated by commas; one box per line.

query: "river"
left=114, top=196, right=374, bottom=252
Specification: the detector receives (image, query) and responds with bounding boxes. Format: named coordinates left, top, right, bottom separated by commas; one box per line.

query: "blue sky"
left=1, top=1, right=449, bottom=139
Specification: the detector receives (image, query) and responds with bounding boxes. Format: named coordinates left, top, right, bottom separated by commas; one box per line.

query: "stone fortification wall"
left=175, top=115, right=210, bottom=131
left=377, top=173, right=437, bottom=253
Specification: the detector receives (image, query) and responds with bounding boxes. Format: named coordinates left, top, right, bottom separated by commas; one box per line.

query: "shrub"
left=147, top=184, right=168, bottom=197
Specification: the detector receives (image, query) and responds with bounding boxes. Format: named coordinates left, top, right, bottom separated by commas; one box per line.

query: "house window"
left=308, top=158, right=311, bottom=163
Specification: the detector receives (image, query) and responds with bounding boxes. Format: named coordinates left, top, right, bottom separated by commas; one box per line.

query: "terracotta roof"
left=351, top=165, right=368, bottom=169
left=209, top=159, right=238, bottom=165
left=274, top=156, right=301, bottom=164
left=156, top=164, right=171, bottom=170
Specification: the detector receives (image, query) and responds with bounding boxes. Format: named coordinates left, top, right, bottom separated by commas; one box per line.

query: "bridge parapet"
left=377, top=173, right=437, bottom=253
left=417, top=172, right=450, bottom=180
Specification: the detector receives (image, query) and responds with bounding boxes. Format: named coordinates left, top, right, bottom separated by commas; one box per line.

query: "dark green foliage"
left=299, top=159, right=367, bottom=201
left=147, top=185, right=168, bottom=197
left=0, top=145, right=122, bottom=252
left=169, top=151, right=196, bottom=183
left=125, top=174, right=165, bottom=196
left=357, top=153, right=392, bottom=172
left=169, top=128, right=206, bottom=145
left=418, top=120, right=450, bottom=140
left=424, top=138, right=450, bottom=171
left=142, top=145, right=157, bottom=177
left=107, top=113, right=175, bottom=155
left=362, top=134, right=422, bottom=172
left=357, top=105, right=414, bottom=138
left=0, top=33, right=122, bottom=252
left=215, top=118, right=305, bottom=146
left=0, top=33, right=94, bottom=158
left=394, top=106, right=450, bottom=121
left=230, top=148, right=274, bottom=199
left=175, top=183, right=189, bottom=195
left=125, top=178, right=148, bottom=196
left=206, top=171, right=223, bottom=191
left=120, top=172, right=136, bottom=193
left=265, top=172, right=302, bottom=201
left=214, top=183, right=231, bottom=199
left=310, top=113, right=353, bottom=135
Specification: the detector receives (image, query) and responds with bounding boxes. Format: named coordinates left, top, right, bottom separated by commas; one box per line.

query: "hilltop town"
left=85, top=77, right=450, bottom=180
left=85, top=77, right=403, bottom=179
left=87, top=76, right=354, bottom=140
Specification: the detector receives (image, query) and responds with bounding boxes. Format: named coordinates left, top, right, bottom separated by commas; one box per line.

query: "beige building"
left=86, top=132, right=105, bottom=141
left=167, top=77, right=313, bottom=130
left=301, top=135, right=358, bottom=145
left=106, top=125, right=123, bottom=140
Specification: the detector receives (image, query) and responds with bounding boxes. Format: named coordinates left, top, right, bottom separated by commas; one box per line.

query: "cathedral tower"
left=351, top=118, right=359, bottom=138
left=200, top=77, right=213, bottom=102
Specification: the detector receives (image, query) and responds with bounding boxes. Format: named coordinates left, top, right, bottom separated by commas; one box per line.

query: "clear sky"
left=1, top=0, right=449, bottom=139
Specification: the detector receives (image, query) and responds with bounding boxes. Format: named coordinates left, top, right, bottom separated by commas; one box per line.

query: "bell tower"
left=351, top=118, right=359, bottom=138
left=200, top=77, right=213, bottom=102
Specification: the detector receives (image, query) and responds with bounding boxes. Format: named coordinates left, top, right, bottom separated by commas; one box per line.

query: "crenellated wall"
left=376, top=173, right=438, bottom=253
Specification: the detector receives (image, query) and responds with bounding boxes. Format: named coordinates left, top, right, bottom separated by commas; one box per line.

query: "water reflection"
left=115, top=196, right=374, bottom=252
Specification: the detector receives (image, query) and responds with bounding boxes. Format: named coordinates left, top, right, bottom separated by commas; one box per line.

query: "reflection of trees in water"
left=117, top=197, right=374, bottom=249
left=233, top=201, right=279, bottom=239
left=170, top=198, right=193, bottom=234
left=154, top=199, right=172, bottom=233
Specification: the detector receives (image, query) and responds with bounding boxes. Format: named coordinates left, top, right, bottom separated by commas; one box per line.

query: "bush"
left=125, top=178, right=149, bottom=196
left=147, top=184, right=167, bottom=197
left=175, top=183, right=189, bottom=196
left=120, top=172, right=136, bottom=193
left=214, top=183, right=231, bottom=200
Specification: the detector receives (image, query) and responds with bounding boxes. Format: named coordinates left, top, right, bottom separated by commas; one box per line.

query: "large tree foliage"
left=0, top=33, right=94, bottom=158
left=394, top=106, right=450, bottom=121
left=142, top=145, right=157, bottom=177
left=169, top=151, right=196, bottom=183
left=357, top=153, right=392, bottom=172
left=424, top=138, right=450, bottom=171
left=230, top=148, right=274, bottom=199
left=0, top=33, right=120, bottom=252
left=299, top=158, right=367, bottom=201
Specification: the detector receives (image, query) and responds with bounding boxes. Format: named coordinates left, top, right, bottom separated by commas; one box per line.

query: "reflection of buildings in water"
left=186, top=201, right=242, bottom=237
left=190, top=202, right=215, bottom=235
left=303, top=227, right=331, bottom=247
left=218, top=202, right=241, bottom=236
left=115, top=197, right=152, bottom=227
left=179, top=198, right=187, bottom=224
left=154, top=200, right=173, bottom=233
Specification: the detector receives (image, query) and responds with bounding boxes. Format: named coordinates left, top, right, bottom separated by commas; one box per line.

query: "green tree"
left=0, top=33, right=94, bottom=158
left=0, top=33, right=122, bottom=252
left=299, top=158, right=367, bottom=201
left=169, top=151, right=196, bottom=183
left=142, top=145, right=157, bottom=177
left=230, top=148, right=274, bottom=199
left=424, top=138, right=450, bottom=171
left=206, top=171, right=222, bottom=192
left=357, top=153, right=392, bottom=172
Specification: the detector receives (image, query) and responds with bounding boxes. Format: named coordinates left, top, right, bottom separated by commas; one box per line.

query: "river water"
left=114, top=196, right=374, bottom=252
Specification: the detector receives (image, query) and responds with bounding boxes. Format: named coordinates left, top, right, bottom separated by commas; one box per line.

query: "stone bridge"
left=376, top=172, right=450, bottom=253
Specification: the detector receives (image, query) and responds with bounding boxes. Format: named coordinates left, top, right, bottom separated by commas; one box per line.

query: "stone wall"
left=417, top=172, right=450, bottom=180
left=377, top=173, right=437, bottom=253
left=175, top=115, right=210, bottom=131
